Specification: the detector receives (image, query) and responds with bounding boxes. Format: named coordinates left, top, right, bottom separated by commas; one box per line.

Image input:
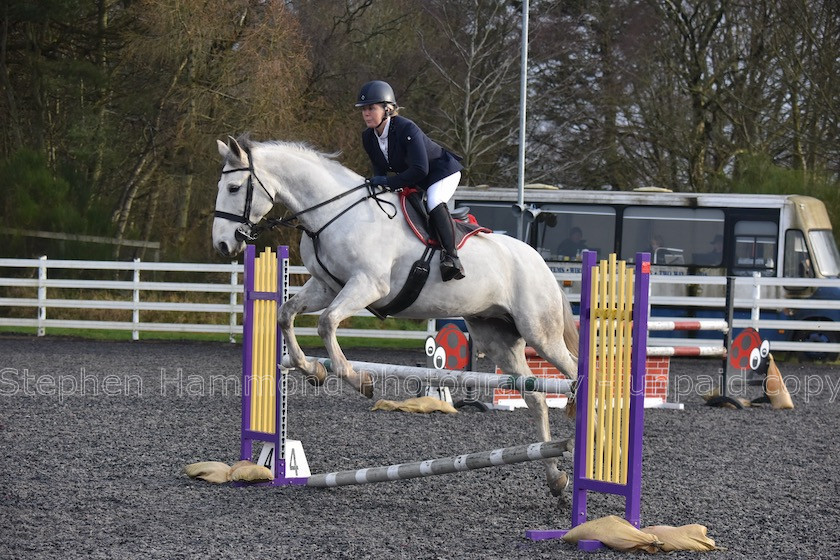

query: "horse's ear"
left=217, top=139, right=231, bottom=160
left=226, top=135, right=249, bottom=166
left=217, top=136, right=249, bottom=167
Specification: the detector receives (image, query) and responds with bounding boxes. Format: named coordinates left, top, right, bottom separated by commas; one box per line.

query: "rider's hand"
left=367, top=176, right=391, bottom=189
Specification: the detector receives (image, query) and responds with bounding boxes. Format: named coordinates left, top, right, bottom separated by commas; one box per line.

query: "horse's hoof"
left=343, top=370, right=374, bottom=398
left=549, top=469, right=570, bottom=498
left=357, top=372, right=374, bottom=399
left=305, top=360, right=327, bottom=386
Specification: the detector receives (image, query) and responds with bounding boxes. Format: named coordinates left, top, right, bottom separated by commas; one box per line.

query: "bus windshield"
left=810, top=230, right=840, bottom=277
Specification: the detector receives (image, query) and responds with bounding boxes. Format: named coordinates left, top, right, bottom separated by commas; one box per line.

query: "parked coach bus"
left=452, top=186, right=840, bottom=350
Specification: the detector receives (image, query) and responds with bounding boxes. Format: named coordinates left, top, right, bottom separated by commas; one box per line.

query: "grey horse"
left=212, top=136, right=579, bottom=497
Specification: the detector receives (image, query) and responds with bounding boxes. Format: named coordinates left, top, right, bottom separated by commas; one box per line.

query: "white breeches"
left=425, top=172, right=461, bottom=211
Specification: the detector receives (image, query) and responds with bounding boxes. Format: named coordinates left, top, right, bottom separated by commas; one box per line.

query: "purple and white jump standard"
left=239, top=245, right=307, bottom=486
left=526, top=251, right=651, bottom=550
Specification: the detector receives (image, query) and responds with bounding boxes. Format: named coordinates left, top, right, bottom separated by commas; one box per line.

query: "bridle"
left=213, top=147, right=398, bottom=243
left=213, top=158, right=276, bottom=242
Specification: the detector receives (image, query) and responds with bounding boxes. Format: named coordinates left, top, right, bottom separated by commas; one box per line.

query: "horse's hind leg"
left=465, top=317, right=569, bottom=498
left=512, top=291, right=579, bottom=381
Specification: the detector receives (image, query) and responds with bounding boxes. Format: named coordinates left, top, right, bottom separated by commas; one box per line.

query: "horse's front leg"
left=318, top=274, right=390, bottom=398
left=278, top=277, right=336, bottom=385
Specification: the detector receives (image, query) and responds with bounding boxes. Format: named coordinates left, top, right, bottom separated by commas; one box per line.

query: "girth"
left=367, top=246, right=437, bottom=319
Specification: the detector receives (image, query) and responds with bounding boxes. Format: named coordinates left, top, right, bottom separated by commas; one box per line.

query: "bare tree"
left=418, top=0, right=522, bottom=185
left=768, top=0, right=840, bottom=179
left=107, top=1, right=312, bottom=258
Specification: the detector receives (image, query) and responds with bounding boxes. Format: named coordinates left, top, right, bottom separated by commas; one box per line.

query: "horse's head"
left=212, top=136, right=275, bottom=257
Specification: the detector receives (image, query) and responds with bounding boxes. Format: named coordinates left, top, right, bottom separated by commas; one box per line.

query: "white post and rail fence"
left=1, top=255, right=840, bottom=356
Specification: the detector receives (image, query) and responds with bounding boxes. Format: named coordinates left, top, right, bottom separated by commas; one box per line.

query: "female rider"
left=356, top=80, right=465, bottom=281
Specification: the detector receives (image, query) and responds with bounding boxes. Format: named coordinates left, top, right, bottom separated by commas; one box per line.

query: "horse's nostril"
left=218, top=241, right=229, bottom=256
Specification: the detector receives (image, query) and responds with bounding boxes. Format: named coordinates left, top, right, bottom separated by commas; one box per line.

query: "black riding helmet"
left=355, top=80, right=397, bottom=107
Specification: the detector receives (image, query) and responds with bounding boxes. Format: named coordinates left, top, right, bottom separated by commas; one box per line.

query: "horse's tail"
left=561, top=291, right=579, bottom=359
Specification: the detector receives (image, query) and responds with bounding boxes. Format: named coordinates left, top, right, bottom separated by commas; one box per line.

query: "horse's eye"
left=227, top=183, right=242, bottom=193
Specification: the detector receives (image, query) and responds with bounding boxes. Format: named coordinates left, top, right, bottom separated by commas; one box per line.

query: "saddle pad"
left=400, top=188, right=491, bottom=249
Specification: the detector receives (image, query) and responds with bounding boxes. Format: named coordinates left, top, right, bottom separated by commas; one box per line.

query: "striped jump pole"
left=307, top=440, right=567, bottom=488
left=647, top=319, right=728, bottom=357
left=527, top=251, right=651, bottom=550
left=283, top=356, right=575, bottom=395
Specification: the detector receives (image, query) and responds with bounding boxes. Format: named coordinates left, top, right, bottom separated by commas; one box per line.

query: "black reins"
left=214, top=148, right=398, bottom=244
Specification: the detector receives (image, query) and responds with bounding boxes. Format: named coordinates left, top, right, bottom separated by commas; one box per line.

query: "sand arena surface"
left=2, top=336, right=839, bottom=559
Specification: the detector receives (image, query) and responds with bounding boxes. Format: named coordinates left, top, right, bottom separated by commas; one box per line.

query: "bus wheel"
left=794, top=330, right=839, bottom=362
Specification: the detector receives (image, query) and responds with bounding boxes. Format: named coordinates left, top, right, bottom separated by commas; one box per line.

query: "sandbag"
left=562, top=516, right=662, bottom=553
left=371, top=396, right=458, bottom=414
left=641, top=524, right=717, bottom=552
left=229, top=462, right=273, bottom=483
left=228, top=460, right=254, bottom=475
left=184, top=460, right=274, bottom=484
left=183, top=461, right=231, bottom=484
left=765, top=354, right=794, bottom=409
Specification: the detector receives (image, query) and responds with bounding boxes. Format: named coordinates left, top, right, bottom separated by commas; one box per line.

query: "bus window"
left=457, top=202, right=517, bottom=236
left=809, top=230, right=840, bottom=278
left=622, top=207, right=723, bottom=265
left=536, top=205, right=616, bottom=261
left=732, top=221, right=777, bottom=276
left=784, top=230, right=813, bottom=278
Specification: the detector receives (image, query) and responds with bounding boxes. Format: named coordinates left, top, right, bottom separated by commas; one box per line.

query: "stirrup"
left=440, top=255, right=465, bottom=282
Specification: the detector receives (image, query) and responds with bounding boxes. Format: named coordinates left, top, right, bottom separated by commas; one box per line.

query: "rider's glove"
left=367, top=176, right=392, bottom=190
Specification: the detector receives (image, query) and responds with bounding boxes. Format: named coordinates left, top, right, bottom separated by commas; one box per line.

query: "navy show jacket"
left=362, top=115, right=463, bottom=190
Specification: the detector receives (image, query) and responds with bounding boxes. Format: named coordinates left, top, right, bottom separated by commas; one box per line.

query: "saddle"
left=399, top=188, right=490, bottom=250
left=369, top=188, right=491, bottom=319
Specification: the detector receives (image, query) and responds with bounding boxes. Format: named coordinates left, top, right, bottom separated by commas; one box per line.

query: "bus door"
left=715, top=214, right=793, bottom=344
left=727, top=213, right=780, bottom=304
left=783, top=229, right=816, bottom=297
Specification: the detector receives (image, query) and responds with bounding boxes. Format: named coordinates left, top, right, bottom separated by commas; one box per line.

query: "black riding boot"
left=429, top=203, right=465, bottom=281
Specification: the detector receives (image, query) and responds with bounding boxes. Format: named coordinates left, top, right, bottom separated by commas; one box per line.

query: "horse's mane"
left=234, top=134, right=355, bottom=182
left=234, top=134, right=338, bottom=162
